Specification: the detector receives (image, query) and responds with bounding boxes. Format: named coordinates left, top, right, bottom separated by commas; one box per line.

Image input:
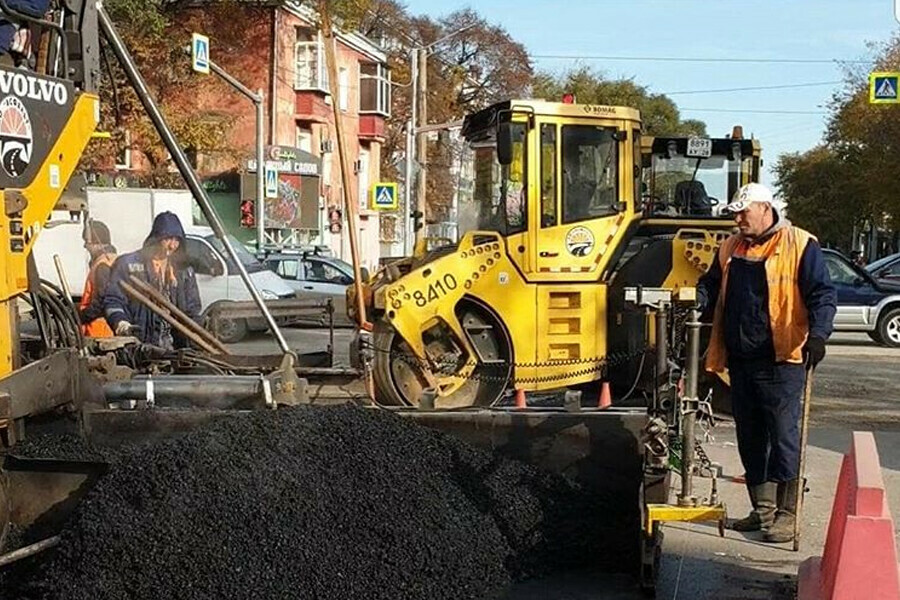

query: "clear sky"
left=400, top=0, right=898, bottom=186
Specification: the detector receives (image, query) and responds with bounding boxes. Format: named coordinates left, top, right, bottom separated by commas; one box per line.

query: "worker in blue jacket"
left=104, top=212, right=202, bottom=350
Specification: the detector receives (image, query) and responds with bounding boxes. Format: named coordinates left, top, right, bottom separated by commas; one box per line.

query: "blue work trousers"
left=729, top=360, right=807, bottom=485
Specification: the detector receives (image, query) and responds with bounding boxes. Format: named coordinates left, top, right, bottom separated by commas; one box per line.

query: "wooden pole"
left=317, top=2, right=367, bottom=329
left=317, top=2, right=375, bottom=401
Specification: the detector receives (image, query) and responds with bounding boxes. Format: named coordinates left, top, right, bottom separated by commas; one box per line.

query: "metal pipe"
left=403, top=118, right=413, bottom=256
left=414, top=47, right=427, bottom=249
left=120, top=281, right=220, bottom=355
left=104, top=378, right=264, bottom=408
left=255, top=88, right=266, bottom=255
left=655, top=303, right=668, bottom=386
left=679, top=308, right=701, bottom=507
left=0, top=535, right=60, bottom=568
left=100, top=8, right=290, bottom=354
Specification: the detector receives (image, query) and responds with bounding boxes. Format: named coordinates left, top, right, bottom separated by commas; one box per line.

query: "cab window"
left=562, top=125, right=619, bottom=224
left=303, top=259, right=352, bottom=285
left=184, top=238, right=223, bottom=276
left=275, top=259, right=300, bottom=280
left=540, top=124, right=557, bottom=228
left=825, top=254, right=864, bottom=286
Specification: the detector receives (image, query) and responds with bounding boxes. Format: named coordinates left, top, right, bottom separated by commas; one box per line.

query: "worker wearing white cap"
left=696, top=183, right=836, bottom=543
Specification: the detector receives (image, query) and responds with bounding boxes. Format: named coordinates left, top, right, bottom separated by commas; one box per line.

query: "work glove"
left=115, top=321, right=133, bottom=336
left=803, top=336, right=826, bottom=368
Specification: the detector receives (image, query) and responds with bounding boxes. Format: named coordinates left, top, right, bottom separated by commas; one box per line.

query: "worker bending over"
left=104, top=212, right=201, bottom=351
left=697, top=183, right=836, bottom=543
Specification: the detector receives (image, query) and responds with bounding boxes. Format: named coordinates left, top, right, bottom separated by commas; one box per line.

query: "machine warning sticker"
left=565, top=226, right=594, bottom=256
left=49, top=164, right=60, bottom=188
left=498, top=272, right=509, bottom=285
left=0, top=96, right=32, bottom=178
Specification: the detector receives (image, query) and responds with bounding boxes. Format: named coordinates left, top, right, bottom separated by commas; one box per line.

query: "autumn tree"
left=775, top=33, right=900, bottom=252
left=361, top=5, right=532, bottom=224
left=81, top=0, right=286, bottom=186
left=532, top=67, right=707, bottom=136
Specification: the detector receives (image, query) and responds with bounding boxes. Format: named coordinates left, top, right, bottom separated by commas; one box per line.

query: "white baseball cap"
left=725, top=183, right=774, bottom=213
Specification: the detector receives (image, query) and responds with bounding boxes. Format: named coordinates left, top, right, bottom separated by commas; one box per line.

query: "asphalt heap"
left=4, top=405, right=633, bottom=600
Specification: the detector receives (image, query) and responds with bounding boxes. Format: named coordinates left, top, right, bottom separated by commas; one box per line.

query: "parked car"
left=264, top=251, right=365, bottom=326
left=823, top=249, right=900, bottom=347
left=865, top=252, right=900, bottom=285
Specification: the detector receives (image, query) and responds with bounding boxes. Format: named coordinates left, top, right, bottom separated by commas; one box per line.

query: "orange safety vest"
left=706, top=225, right=814, bottom=373
left=79, top=253, right=116, bottom=338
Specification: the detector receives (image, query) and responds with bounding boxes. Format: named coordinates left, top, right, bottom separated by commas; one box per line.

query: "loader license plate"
left=686, top=137, right=712, bottom=158
left=413, top=274, right=458, bottom=306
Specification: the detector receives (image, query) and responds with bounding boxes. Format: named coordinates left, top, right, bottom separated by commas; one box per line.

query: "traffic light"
left=410, top=210, right=424, bottom=232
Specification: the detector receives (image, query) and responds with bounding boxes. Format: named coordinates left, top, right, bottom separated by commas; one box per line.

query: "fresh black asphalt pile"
left=4, top=405, right=635, bottom=600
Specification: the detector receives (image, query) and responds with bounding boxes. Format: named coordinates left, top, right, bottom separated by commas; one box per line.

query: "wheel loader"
left=361, top=100, right=762, bottom=409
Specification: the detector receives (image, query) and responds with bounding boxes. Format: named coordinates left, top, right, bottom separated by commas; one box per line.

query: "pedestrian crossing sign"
left=264, top=164, right=278, bottom=199
left=371, top=182, right=398, bottom=210
left=191, top=33, right=210, bottom=75
left=869, top=72, right=900, bottom=104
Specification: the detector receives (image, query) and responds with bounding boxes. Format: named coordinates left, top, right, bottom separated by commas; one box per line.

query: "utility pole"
left=414, top=47, right=428, bottom=249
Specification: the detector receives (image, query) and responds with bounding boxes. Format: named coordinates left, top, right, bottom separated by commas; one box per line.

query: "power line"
left=680, top=107, right=828, bottom=115
left=663, top=81, right=842, bottom=95
left=530, top=54, right=872, bottom=65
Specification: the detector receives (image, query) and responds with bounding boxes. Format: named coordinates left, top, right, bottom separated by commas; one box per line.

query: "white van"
left=183, top=227, right=297, bottom=341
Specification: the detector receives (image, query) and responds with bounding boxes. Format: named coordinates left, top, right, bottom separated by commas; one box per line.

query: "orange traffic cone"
left=598, top=381, right=612, bottom=409
left=515, top=388, right=527, bottom=409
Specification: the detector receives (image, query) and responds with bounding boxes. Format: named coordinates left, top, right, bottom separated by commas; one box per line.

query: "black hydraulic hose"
left=36, top=281, right=80, bottom=350
left=41, top=279, right=84, bottom=350
left=36, top=290, right=76, bottom=350
left=28, top=291, right=51, bottom=350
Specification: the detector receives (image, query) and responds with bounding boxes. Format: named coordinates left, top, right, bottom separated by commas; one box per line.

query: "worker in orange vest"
left=696, top=183, right=836, bottom=544
left=79, top=219, right=117, bottom=337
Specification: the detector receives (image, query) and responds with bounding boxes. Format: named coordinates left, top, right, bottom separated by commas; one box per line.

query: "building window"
left=360, top=62, right=390, bottom=116
left=296, top=123, right=313, bottom=153
left=357, top=146, right=369, bottom=211
left=116, top=130, right=132, bottom=170
left=295, top=27, right=328, bottom=92
left=338, top=67, right=349, bottom=111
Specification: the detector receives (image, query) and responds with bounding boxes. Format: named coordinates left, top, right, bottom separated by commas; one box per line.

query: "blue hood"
left=145, top=211, right=186, bottom=245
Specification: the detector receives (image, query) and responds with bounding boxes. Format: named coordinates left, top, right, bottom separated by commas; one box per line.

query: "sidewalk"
left=656, top=426, right=900, bottom=599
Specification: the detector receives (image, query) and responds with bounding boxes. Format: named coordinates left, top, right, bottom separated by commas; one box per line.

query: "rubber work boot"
left=730, top=482, right=777, bottom=531
left=765, top=479, right=799, bottom=543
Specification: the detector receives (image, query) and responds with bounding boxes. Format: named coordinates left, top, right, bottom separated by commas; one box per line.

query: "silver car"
left=264, top=252, right=357, bottom=326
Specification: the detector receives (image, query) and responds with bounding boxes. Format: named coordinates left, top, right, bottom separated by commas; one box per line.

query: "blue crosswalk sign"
left=264, top=165, right=278, bottom=199
left=192, top=33, right=210, bottom=74
left=870, top=72, right=900, bottom=104
left=371, top=182, right=398, bottom=210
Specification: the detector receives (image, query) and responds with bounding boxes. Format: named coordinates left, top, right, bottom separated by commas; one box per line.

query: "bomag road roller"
left=362, top=101, right=762, bottom=409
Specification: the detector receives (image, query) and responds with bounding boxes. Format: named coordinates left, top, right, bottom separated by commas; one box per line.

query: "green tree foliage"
left=774, top=147, right=865, bottom=250
left=775, top=34, right=900, bottom=249
left=532, top=67, right=707, bottom=136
